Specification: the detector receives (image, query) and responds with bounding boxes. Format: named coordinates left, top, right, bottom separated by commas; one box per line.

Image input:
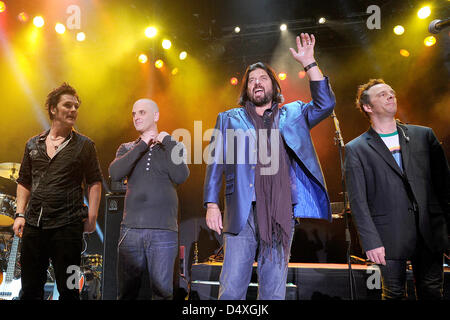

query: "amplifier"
left=101, top=193, right=124, bottom=300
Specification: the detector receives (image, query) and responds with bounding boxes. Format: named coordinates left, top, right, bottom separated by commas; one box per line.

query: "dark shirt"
left=17, top=129, right=103, bottom=229
left=109, top=135, right=189, bottom=231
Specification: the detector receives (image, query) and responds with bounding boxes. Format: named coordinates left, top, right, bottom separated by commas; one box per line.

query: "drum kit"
left=0, top=162, right=103, bottom=300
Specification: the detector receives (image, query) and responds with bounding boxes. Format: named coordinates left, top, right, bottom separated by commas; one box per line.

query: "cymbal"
left=0, top=163, right=20, bottom=181
left=0, top=176, right=16, bottom=196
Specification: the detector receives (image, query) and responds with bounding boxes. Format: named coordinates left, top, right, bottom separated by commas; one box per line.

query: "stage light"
left=417, top=6, right=431, bottom=19
left=393, top=25, right=405, bottom=35
left=280, top=24, right=287, bottom=31
left=278, top=73, right=287, bottom=81
left=145, top=26, right=157, bottom=38
left=17, top=12, right=29, bottom=22
left=155, top=59, right=164, bottom=69
left=298, top=71, right=306, bottom=79
left=33, top=16, right=45, bottom=28
left=55, top=23, right=66, bottom=34
left=318, top=17, right=326, bottom=24
left=171, top=68, right=179, bottom=75
left=162, top=39, right=171, bottom=50
left=424, top=35, right=436, bottom=47
left=230, top=77, right=238, bottom=86
left=138, top=54, right=148, bottom=64
left=234, top=26, right=241, bottom=33
left=0, top=2, right=5, bottom=13
left=179, top=51, right=187, bottom=60
left=76, top=32, right=86, bottom=42
left=400, top=49, right=410, bottom=57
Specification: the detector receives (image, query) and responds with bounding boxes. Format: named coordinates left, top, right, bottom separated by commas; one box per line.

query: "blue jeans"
left=117, top=227, right=178, bottom=300
left=219, top=205, right=294, bottom=300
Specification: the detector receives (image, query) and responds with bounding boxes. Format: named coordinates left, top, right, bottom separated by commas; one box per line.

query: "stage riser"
left=190, top=264, right=450, bottom=300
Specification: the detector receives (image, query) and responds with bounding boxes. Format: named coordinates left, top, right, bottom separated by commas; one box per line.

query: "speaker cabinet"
left=101, top=193, right=124, bottom=300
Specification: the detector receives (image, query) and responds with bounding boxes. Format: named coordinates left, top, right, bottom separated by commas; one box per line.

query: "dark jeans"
left=20, top=222, right=83, bottom=300
left=379, top=237, right=444, bottom=300
left=117, top=227, right=178, bottom=300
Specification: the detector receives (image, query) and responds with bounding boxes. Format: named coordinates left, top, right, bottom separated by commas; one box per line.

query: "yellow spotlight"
left=155, top=59, right=164, bottom=69
left=0, top=1, right=5, bottom=13
left=280, top=24, right=287, bottom=31
left=55, top=23, right=66, bottom=34
left=162, top=39, right=171, bottom=50
left=234, top=26, right=241, bottom=33
left=76, top=32, right=86, bottom=42
left=179, top=51, right=187, bottom=60
left=145, top=26, right=157, bottom=38
left=278, top=72, right=287, bottom=81
left=17, top=12, right=29, bottom=22
left=399, top=49, right=410, bottom=57
left=138, top=54, right=148, bottom=64
left=171, top=68, right=179, bottom=75
left=424, top=35, right=436, bottom=47
left=318, top=17, right=326, bottom=24
left=393, top=25, right=405, bottom=35
left=33, top=16, right=45, bottom=28
left=417, top=6, right=431, bottom=19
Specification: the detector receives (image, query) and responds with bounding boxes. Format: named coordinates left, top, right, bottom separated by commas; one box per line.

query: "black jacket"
left=344, top=123, right=449, bottom=259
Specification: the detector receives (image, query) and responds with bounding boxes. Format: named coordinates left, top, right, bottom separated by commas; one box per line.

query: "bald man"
left=109, top=99, right=189, bottom=300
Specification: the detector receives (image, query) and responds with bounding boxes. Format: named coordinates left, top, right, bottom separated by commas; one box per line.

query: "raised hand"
left=289, top=33, right=316, bottom=67
left=156, top=131, right=170, bottom=143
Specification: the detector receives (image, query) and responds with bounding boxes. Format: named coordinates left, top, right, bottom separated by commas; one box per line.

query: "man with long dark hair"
left=13, top=83, right=103, bottom=300
left=204, top=33, right=336, bottom=299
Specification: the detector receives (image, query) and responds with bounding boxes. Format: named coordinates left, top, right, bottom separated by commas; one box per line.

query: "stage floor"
left=190, top=262, right=450, bottom=300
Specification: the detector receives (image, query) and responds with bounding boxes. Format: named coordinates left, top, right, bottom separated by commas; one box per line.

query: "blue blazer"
left=204, top=78, right=336, bottom=234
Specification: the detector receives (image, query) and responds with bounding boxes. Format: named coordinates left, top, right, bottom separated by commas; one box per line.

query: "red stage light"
left=298, top=71, right=306, bottom=79
left=230, top=77, right=238, bottom=85
left=17, top=12, right=29, bottom=22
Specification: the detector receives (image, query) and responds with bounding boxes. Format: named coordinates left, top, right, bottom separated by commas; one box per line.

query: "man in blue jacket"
left=203, top=33, right=336, bottom=299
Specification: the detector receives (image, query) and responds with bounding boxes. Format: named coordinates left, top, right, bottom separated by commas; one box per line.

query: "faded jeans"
left=219, top=204, right=294, bottom=300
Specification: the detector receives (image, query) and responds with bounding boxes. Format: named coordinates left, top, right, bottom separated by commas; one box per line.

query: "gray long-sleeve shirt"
left=109, top=135, right=189, bottom=231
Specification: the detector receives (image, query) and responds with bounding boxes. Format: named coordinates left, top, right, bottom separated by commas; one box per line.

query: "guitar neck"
left=5, top=235, right=19, bottom=282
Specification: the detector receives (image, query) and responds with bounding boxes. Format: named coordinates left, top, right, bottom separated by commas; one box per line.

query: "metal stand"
left=330, top=110, right=357, bottom=300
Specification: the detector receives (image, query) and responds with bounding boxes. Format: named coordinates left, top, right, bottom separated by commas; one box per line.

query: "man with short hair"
left=204, top=33, right=336, bottom=299
left=13, top=82, right=103, bottom=300
left=344, top=79, right=449, bottom=299
left=109, top=99, right=189, bottom=300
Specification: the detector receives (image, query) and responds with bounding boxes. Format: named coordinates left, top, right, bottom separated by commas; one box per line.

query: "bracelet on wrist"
left=15, top=213, right=25, bottom=219
left=304, top=62, right=318, bottom=72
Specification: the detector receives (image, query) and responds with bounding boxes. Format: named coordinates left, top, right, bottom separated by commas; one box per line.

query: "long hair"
left=238, top=62, right=284, bottom=106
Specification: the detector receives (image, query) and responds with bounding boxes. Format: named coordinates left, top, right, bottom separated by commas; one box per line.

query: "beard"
left=249, top=88, right=273, bottom=106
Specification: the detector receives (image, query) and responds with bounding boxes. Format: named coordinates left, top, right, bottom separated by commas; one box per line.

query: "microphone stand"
left=330, top=110, right=356, bottom=300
